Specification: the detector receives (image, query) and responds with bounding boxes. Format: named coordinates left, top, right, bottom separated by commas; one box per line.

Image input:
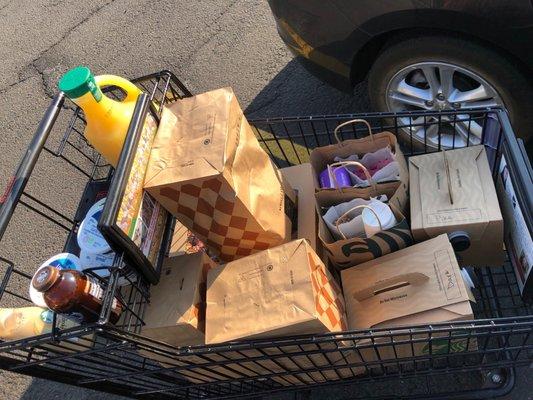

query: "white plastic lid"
left=77, top=197, right=111, bottom=255
left=29, top=253, right=82, bottom=308
left=79, top=250, right=116, bottom=278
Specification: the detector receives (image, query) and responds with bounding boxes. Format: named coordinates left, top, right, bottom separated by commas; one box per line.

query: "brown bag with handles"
left=310, top=119, right=409, bottom=214
left=316, top=179, right=413, bottom=269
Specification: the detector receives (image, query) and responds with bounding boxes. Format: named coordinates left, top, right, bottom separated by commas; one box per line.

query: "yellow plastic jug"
left=58, top=66, right=142, bottom=167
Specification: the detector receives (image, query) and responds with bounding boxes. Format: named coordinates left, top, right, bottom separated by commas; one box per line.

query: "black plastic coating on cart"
left=98, top=93, right=168, bottom=284
left=0, top=92, right=65, bottom=240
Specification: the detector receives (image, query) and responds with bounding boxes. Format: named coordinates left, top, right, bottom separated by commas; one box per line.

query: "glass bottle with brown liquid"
left=31, top=266, right=123, bottom=324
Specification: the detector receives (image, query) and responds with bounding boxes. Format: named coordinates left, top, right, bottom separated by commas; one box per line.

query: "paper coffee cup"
left=362, top=200, right=397, bottom=237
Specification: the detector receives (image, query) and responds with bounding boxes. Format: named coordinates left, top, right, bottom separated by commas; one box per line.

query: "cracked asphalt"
left=0, top=0, right=530, bottom=399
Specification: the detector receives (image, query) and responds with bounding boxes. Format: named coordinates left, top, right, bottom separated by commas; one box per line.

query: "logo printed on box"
left=237, top=264, right=274, bottom=282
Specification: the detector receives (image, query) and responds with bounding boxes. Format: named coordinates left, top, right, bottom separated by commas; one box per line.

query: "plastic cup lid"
left=77, top=197, right=111, bottom=255
left=79, top=250, right=116, bottom=278
left=29, top=253, right=82, bottom=308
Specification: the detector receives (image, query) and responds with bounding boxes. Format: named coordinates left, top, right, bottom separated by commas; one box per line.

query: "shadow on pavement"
left=21, top=378, right=128, bottom=400
left=245, top=58, right=372, bottom=168
left=245, top=58, right=369, bottom=119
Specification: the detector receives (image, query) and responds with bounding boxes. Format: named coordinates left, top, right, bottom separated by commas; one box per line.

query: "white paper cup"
left=362, top=201, right=397, bottom=237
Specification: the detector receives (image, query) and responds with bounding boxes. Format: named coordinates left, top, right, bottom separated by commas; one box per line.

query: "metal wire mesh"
left=0, top=71, right=530, bottom=399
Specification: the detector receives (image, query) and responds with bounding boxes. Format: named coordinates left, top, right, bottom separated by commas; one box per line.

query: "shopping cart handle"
left=0, top=92, right=65, bottom=240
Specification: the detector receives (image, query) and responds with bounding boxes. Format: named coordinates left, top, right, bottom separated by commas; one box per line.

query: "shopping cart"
left=0, top=70, right=531, bottom=399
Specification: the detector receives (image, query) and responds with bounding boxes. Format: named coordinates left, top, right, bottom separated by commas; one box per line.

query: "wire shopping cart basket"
left=0, top=71, right=531, bottom=399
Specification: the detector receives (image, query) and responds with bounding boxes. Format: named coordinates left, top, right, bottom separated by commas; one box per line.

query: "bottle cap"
left=58, top=66, right=102, bottom=101
left=448, top=231, right=471, bottom=252
left=29, top=253, right=82, bottom=307
left=32, top=266, right=60, bottom=293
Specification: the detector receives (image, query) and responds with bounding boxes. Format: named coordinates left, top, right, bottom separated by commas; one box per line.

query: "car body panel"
left=268, top=0, right=533, bottom=91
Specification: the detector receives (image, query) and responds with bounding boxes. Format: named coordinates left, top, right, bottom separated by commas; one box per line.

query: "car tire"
left=368, top=35, right=532, bottom=147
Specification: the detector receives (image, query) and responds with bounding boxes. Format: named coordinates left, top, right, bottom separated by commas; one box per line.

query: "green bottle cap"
left=58, top=66, right=102, bottom=101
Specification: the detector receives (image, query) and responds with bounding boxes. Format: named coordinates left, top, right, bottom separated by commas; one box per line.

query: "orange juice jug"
left=58, top=66, right=142, bottom=167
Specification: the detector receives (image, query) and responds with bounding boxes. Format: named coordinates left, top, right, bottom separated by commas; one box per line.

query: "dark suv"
left=267, top=0, right=533, bottom=148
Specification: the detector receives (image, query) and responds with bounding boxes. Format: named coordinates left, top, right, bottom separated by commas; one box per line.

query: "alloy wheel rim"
left=385, top=62, right=504, bottom=148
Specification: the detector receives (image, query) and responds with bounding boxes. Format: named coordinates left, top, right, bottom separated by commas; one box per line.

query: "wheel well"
left=350, top=28, right=532, bottom=87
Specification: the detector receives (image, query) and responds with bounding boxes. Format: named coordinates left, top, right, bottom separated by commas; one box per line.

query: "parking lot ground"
left=0, top=1, right=530, bottom=399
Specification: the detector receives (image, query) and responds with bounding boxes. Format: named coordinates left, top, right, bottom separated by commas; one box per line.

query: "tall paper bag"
left=144, top=88, right=296, bottom=262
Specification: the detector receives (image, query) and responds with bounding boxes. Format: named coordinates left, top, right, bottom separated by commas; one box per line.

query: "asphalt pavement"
left=0, top=0, right=530, bottom=399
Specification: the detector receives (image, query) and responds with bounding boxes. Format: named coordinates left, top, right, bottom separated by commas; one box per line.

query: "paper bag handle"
left=328, top=161, right=377, bottom=194
left=442, top=150, right=454, bottom=205
left=352, top=272, right=430, bottom=301
left=335, top=204, right=382, bottom=240
left=334, top=119, right=374, bottom=145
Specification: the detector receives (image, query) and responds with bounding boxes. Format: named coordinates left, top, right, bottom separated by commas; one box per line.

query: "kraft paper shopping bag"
left=310, top=119, right=409, bottom=214
left=144, top=88, right=296, bottom=262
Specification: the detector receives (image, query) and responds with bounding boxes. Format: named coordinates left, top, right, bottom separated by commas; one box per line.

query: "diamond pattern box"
left=144, top=88, right=296, bottom=262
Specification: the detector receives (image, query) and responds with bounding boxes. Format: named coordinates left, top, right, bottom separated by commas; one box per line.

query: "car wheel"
left=368, top=35, right=532, bottom=149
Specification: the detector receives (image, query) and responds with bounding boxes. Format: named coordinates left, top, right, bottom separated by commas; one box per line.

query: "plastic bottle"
left=0, top=307, right=77, bottom=340
left=58, top=66, right=142, bottom=166
left=31, top=266, right=123, bottom=324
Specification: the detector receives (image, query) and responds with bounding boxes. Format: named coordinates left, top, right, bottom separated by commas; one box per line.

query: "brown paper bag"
left=144, top=88, right=296, bottom=262
left=409, top=146, right=504, bottom=267
left=205, top=238, right=351, bottom=385
left=310, top=119, right=409, bottom=214
left=341, top=234, right=476, bottom=363
left=205, top=239, right=347, bottom=344
left=316, top=189, right=413, bottom=269
left=142, top=252, right=217, bottom=347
